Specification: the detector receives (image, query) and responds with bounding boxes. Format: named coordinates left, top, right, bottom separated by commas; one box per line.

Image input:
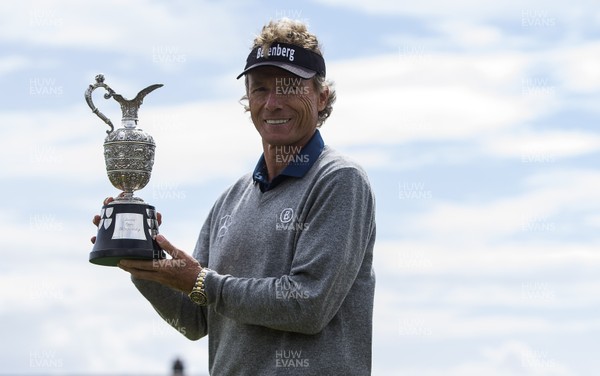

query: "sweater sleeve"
left=204, top=166, right=376, bottom=334
left=130, top=209, right=213, bottom=340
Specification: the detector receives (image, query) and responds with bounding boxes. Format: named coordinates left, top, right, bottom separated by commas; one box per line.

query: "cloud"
left=391, top=168, right=600, bottom=249
left=0, top=55, right=32, bottom=76
left=482, top=129, right=600, bottom=160
left=2, top=28, right=597, bottom=185
left=0, top=99, right=258, bottom=185
left=313, top=0, right=595, bottom=24
left=0, top=0, right=250, bottom=61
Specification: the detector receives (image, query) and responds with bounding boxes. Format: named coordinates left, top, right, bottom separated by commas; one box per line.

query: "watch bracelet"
left=191, top=267, right=209, bottom=295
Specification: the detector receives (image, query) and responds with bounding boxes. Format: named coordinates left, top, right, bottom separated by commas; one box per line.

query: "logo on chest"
left=217, top=214, right=233, bottom=238
left=276, top=207, right=309, bottom=231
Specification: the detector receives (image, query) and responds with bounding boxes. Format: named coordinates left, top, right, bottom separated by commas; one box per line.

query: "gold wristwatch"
left=188, top=268, right=210, bottom=306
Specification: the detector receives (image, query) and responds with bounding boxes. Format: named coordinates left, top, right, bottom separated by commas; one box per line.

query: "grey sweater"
left=133, top=146, right=376, bottom=375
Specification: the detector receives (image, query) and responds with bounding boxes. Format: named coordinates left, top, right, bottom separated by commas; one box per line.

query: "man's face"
left=247, top=66, right=328, bottom=148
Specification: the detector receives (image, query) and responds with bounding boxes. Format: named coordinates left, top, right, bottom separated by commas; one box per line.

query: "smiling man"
left=111, top=18, right=376, bottom=375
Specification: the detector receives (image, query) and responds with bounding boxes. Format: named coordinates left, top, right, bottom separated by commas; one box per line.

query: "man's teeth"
left=266, top=119, right=289, bottom=125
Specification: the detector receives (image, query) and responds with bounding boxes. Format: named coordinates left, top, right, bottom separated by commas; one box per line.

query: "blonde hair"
left=241, top=18, right=336, bottom=127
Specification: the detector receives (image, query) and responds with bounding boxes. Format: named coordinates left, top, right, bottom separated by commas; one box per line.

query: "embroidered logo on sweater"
left=217, top=214, right=233, bottom=238
left=276, top=208, right=309, bottom=231
left=279, top=208, right=294, bottom=223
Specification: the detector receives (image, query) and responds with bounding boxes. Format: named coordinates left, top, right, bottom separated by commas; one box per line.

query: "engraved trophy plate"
left=86, top=74, right=165, bottom=266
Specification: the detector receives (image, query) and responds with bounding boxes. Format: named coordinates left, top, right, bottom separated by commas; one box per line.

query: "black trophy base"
left=90, top=201, right=165, bottom=267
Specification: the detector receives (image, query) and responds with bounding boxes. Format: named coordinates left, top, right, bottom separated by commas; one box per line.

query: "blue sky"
left=1, top=0, right=599, bottom=375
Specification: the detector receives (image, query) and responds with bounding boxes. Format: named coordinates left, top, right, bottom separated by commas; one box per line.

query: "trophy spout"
left=113, top=83, right=164, bottom=127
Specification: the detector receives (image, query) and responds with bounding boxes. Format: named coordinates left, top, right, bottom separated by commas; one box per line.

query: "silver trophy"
left=86, top=74, right=165, bottom=266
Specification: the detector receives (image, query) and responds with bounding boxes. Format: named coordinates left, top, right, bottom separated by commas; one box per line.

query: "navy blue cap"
left=237, top=42, right=326, bottom=79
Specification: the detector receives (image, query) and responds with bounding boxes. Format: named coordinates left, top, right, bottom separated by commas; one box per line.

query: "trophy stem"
left=113, top=191, right=145, bottom=203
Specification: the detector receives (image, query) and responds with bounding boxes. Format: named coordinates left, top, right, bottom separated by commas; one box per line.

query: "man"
left=93, top=19, right=376, bottom=375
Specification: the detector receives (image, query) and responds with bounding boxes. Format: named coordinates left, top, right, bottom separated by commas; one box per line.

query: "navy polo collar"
left=252, top=130, right=325, bottom=192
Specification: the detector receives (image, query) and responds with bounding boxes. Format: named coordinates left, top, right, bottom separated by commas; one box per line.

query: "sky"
left=1, top=0, right=599, bottom=375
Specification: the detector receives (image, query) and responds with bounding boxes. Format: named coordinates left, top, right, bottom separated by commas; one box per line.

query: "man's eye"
left=251, top=87, right=266, bottom=94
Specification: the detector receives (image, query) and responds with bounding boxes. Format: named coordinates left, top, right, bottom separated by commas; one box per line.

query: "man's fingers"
left=155, top=234, right=179, bottom=258
left=118, top=259, right=156, bottom=272
left=91, top=236, right=96, bottom=244
left=156, top=212, right=162, bottom=226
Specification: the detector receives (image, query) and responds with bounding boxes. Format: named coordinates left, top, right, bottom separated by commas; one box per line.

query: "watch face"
left=190, top=291, right=207, bottom=305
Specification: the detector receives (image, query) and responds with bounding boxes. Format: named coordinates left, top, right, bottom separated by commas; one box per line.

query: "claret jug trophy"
left=85, top=74, right=165, bottom=266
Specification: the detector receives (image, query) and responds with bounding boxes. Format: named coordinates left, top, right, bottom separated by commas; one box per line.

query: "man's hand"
left=89, top=197, right=199, bottom=293
left=117, top=234, right=202, bottom=294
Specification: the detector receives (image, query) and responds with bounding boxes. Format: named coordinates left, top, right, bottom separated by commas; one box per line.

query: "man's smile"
left=265, top=118, right=291, bottom=125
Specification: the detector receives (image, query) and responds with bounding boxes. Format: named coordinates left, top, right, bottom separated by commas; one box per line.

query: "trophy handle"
left=85, top=74, right=117, bottom=134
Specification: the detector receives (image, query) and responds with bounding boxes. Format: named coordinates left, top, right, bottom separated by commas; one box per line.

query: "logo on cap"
left=256, top=44, right=296, bottom=62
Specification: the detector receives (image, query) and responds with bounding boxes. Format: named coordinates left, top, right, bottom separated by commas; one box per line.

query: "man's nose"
left=265, top=89, right=283, bottom=111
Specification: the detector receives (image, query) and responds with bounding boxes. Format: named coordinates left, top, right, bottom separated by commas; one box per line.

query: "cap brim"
left=236, top=61, right=317, bottom=80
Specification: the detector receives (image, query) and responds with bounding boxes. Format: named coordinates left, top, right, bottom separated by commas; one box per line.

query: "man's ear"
left=317, top=85, right=329, bottom=112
